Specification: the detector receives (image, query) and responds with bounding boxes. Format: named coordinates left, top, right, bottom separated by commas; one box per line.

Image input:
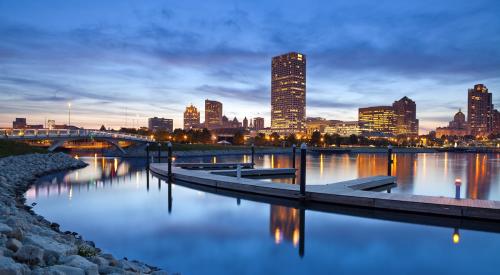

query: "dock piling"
left=292, top=144, right=296, bottom=169
left=167, top=142, right=172, bottom=181
left=146, top=143, right=150, bottom=168
left=157, top=142, right=161, bottom=163
left=237, top=164, right=242, bottom=179
left=455, top=178, right=462, bottom=199
left=387, top=145, right=393, bottom=176
left=251, top=143, right=255, bottom=168
left=300, top=143, right=307, bottom=197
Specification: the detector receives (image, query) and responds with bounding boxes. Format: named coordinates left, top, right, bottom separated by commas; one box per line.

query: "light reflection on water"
left=25, top=153, right=500, bottom=274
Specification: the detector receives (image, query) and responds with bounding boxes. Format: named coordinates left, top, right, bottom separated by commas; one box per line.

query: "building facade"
left=12, top=118, right=27, bottom=129
left=324, top=121, right=361, bottom=137
left=243, top=117, right=248, bottom=129
left=148, top=117, right=173, bottom=133
left=436, top=109, right=469, bottom=138
left=183, top=104, right=201, bottom=130
left=271, top=52, right=306, bottom=133
left=358, top=106, right=395, bottom=136
left=205, top=99, right=223, bottom=130
left=392, top=96, right=419, bottom=136
left=254, top=117, right=265, bottom=130
left=468, top=84, right=493, bottom=136
left=493, top=109, right=500, bottom=134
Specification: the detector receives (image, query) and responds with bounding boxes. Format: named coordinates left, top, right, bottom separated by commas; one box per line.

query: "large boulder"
left=61, top=255, right=98, bottom=275
left=32, top=265, right=86, bottom=275
left=0, top=255, right=30, bottom=275
left=13, top=245, right=44, bottom=265
left=6, top=238, right=22, bottom=252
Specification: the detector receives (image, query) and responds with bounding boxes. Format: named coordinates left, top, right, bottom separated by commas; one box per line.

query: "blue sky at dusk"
left=1, top=0, right=499, bottom=132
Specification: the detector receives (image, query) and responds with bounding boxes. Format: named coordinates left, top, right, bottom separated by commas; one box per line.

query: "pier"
left=150, top=163, right=500, bottom=221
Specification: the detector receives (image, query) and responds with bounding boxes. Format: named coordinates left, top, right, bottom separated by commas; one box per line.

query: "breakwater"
left=0, top=153, right=166, bottom=274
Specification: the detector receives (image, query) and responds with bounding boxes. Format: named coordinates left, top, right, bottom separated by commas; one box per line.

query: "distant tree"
left=254, top=133, right=267, bottom=146
left=99, top=125, right=106, bottom=131
left=310, top=131, right=321, bottom=146
left=286, top=133, right=297, bottom=146
left=233, top=130, right=245, bottom=145
left=349, top=134, right=358, bottom=145
left=270, top=132, right=280, bottom=146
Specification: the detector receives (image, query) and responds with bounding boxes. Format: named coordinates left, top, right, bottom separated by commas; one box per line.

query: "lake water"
left=26, top=153, right=500, bottom=274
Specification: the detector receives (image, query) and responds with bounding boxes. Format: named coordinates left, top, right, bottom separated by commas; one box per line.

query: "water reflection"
left=26, top=156, right=500, bottom=274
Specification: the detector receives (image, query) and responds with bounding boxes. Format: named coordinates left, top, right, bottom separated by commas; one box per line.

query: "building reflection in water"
left=269, top=205, right=305, bottom=257
left=466, top=154, right=493, bottom=200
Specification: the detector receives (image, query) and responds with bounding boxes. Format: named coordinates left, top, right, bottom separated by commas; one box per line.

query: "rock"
left=32, top=265, right=86, bottom=275
left=61, top=255, right=98, bottom=275
left=6, top=227, right=24, bottom=241
left=0, top=223, right=13, bottom=234
left=24, top=234, right=77, bottom=256
left=97, top=264, right=127, bottom=274
left=119, top=259, right=152, bottom=273
left=13, top=245, right=44, bottom=265
left=43, top=249, right=61, bottom=266
left=0, top=256, right=30, bottom=275
left=6, top=238, right=22, bottom=252
left=89, top=256, right=109, bottom=268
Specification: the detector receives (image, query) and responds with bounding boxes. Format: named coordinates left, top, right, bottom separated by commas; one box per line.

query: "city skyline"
left=1, top=0, right=500, bottom=132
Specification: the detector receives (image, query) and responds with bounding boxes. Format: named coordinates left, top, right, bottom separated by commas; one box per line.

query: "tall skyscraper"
left=205, top=99, right=223, bottom=130
left=358, top=106, right=395, bottom=136
left=183, top=104, right=200, bottom=130
left=493, top=109, right=500, bottom=134
left=253, top=117, right=264, bottom=130
left=392, top=96, right=419, bottom=136
left=148, top=117, right=173, bottom=133
left=468, top=84, right=493, bottom=136
left=271, top=52, right=306, bottom=133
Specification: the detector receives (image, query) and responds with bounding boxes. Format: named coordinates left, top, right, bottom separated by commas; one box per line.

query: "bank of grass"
left=0, top=140, right=47, bottom=157
left=150, top=143, right=277, bottom=151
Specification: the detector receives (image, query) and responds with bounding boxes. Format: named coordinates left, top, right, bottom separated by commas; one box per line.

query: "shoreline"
left=0, top=153, right=167, bottom=274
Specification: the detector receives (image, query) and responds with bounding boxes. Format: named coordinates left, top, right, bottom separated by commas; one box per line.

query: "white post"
left=455, top=178, right=462, bottom=199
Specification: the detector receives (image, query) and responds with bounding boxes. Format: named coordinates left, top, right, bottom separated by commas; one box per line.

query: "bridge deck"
left=150, top=163, right=500, bottom=221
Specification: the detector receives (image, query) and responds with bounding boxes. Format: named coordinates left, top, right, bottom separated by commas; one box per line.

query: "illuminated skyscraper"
left=392, top=96, right=419, bottom=136
left=271, top=52, right=306, bottom=133
left=467, top=84, right=493, bottom=136
left=148, top=117, right=173, bottom=133
left=205, top=99, right=223, bottom=130
left=183, top=104, right=200, bottom=130
left=358, top=106, right=395, bottom=136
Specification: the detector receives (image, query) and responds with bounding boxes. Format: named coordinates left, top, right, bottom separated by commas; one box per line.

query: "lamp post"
left=68, top=102, right=71, bottom=127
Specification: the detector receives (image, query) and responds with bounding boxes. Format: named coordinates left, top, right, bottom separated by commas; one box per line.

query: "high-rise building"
left=148, top=117, right=173, bottom=133
left=205, top=99, right=223, bottom=130
left=243, top=117, right=248, bottom=129
left=324, top=121, right=361, bottom=137
left=12, top=118, right=27, bottom=129
left=358, top=106, right=395, bottom=136
left=183, top=104, right=200, bottom=130
left=468, top=84, right=493, bottom=136
left=253, top=117, right=264, bottom=130
left=493, top=109, right=500, bottom=134
left=392, top=96, right=419, bottom=136
left=271, top=52, right=306, bottom=133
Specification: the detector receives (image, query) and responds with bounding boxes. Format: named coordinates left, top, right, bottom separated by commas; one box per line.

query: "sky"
left=0, top=0, right=499, bottom=133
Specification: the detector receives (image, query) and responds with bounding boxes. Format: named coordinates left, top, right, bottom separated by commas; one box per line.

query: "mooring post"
left=237, top=164, right=242, bottom=179
left=299, top=207, right=305, bottom=258
left=146, top=143, right=150, bottom=168
left=300, top=143, right=307, bottom=197
left=292, top=144, right=296, bottom=169
left=167, top=141, right=173, bottom=182
left=387, top=145, right=393, bottom=176
left=455, top=178, right=461, bottom=199
left=251, top=143, right=255, bottom=168
left=157, top=142, right=161, bottom=163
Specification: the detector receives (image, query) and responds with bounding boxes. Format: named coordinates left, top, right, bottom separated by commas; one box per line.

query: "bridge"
left=0, top=129, right=153, bottom=154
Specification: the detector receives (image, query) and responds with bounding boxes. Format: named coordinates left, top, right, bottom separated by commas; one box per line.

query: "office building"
left=148, top=117, right=173, bottom=133
left=12, top=118, right=27, bottom=129
left=325, top=121, right=362, bottom=137
left=253, top=117, right=265, bottom=130
left=271, top=52, right=306, bottom=133
left=183, top=104, right=201, bottom=130
left=243, top=117, right=248, bottom=129
left=358, top=106, right=395, bottom=136
left=205, top=99, right=223, bottom=130
left=468, top=84, right=493, bottom=136
left=393, top=96, right=419, bottom=136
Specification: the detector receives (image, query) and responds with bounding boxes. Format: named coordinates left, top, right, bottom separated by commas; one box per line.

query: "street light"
left=68, top=102, right=71, bottom=127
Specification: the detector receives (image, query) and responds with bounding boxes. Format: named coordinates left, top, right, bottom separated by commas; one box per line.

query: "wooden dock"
left=150, top=163, right=500, bottom=221
left=174, top=162, right=254, bottom=170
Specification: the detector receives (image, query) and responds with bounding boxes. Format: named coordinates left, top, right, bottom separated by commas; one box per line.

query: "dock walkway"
left=150, top=163, right=500, bottom=221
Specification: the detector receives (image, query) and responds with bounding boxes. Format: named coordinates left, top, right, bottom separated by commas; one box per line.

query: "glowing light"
left=274, top=228, right=282, bottom=244
left=453, top=233, right=460, bottom=244
left=292, top=228, right=300, bottom=247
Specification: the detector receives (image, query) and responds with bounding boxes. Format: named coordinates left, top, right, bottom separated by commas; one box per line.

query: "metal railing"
left=0, top=129, right=153, bottom=142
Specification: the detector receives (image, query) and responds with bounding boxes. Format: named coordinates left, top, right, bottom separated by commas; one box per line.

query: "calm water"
left=26, top=153, right=500, bottom=274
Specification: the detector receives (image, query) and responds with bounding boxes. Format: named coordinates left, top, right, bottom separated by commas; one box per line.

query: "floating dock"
left=150, top=163, right=500, bottom=221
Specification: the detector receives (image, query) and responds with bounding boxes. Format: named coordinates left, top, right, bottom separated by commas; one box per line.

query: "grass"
left=0, top=140, right=47, bottom=158
left=149, top=143, right=277, bottom=151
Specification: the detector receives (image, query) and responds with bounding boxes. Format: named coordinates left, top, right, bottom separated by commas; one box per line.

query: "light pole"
left=68, top=102, right=71, bottom=126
